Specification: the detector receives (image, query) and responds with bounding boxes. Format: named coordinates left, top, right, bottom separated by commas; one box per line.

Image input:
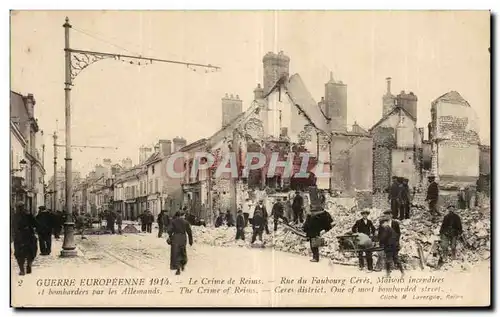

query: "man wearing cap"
left=352, top=210, right=376, bottom=271
left=388, top=176, right=401, bottom=219
left=439, top=205, right=463, bottom=264
left=425, top=175, right=439, bottom=219
left=378, top=210, right=401, bottom=243
left=378, top=215, right=404, bottom=277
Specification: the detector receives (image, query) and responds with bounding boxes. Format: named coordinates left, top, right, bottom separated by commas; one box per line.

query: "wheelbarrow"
left=336, top=234, right=384, bottom=259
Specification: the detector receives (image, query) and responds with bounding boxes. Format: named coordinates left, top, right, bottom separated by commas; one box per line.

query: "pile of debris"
left=191, top=195, right=490, bottom=271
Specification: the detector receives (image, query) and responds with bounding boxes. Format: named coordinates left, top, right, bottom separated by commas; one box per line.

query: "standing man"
left=292, top=190, right=304, bottom=224
left=271, top=198, right=287, bottom=232
left=225, top=210, right=235, bottom=227
left=242, top=198, right=252, bottom=227
left=235, top=209, right=245, bottom=241
left=251, top=209, right=265, bottom=244
left=157, top=210, right=166, bottom=238
left=51, top=209, right=62, bottom=240
left=106, top=210, right=116, bottom=234
left=388, top=176, right=400, bottom=219
left=378, top=215, right=404, bottom=277
left=379, top=210, right=401, bottom=238
left=426, top=175, right=440, bottom=220
left=439, top=205, right=463, bottom=265
left=139, top=211, right=147, bottom=232
left=352, top=209, right=376, bottom=271
left=116, top=210, right=123, bottom=235
left=167, top=212, right=193, bottom=275
left=12, top=202, right=38, bottom=275
left=35, top=206, right=53, bottom=256
left=457, top=187, right=468, bottom=210
left=399, top=178, right=411, bottom=220
left=254, top=200, right=269, bottom=234
left=145, top=210, right=154, bottom=233
left=302, top=207, right=334, bottom=263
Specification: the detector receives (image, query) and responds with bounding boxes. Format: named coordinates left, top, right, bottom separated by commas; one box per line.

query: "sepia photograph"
left=9, top=10, right=491, bottom=308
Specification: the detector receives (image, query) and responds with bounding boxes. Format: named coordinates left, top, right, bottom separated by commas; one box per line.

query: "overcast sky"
left=10, top=10, right=490, bottom=177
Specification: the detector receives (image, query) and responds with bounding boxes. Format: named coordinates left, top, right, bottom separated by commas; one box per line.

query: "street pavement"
left=11, top=231, right=490, bottom=307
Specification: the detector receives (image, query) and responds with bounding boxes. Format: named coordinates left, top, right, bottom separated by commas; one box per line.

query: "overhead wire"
left=72, top=26, right=141, bottom=56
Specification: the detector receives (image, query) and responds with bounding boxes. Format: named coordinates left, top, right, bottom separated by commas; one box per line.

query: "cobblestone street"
left=11, top=230, right=490, bottom=307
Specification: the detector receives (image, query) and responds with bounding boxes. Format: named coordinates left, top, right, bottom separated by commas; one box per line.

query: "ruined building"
left=429, top=91, right=481, bottom=204
left=371, top=77, right=423, bottom=193
left=180, top=51, right=374, bottom=223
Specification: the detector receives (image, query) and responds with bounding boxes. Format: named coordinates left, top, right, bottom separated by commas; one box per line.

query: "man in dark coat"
left=388, top=176, right=400, bottom=219
left=251, top=209, right=265, bottom=244
left=51, top=209, right=63, bottom=240
left=106, top=210, right=116, bottom=234
left=292, top=191, right=304, bottom=224
left=144, top=210, right=154, bottom=233
left=302, top=208, right=333, bottom=262
left=426, top=175, right=439, bottom=219
left=215, top=212, right=224, bottom=228
left=186, top=212, right=196, bottom=226
left=254, top=200, right=269, bottom=234
left=35, top=206, right=53, bottom=255
left=379, top=210, right=401, bottom=238
left=139, top=212, right=147, bottom=232
left=235, top=209, right=245, bottom=241
left=399, top=178, right=411, bottom=220
left=439, top=205, right=463, bottom=264
left=13, top=202, right=38, bottom=275
left=378, top=215, right=404, bottom=277
left=157, top=210, right=166, bottom=238
left=352, top=209, right=376, bottom=271
left=167, top=212, right=193, bottom=275
left=271, top=198, right=287, bottom=232
left=225, top=210, right=235, bottom=227
left=116, top=211, right=123, bottom=234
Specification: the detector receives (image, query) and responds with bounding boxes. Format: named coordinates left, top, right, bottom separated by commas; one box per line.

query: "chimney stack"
left=386, top=77, right=392, bottom=94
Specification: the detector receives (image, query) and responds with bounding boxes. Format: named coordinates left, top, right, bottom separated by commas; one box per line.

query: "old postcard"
left=9, top=10, right=491, bottom=308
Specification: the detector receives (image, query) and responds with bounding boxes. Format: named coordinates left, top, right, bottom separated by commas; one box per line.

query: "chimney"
left=254, top=83, right=264, bottom=100
left=386, top=77, right=392, bottom=94
left=159, top=139, right=172, bottom=157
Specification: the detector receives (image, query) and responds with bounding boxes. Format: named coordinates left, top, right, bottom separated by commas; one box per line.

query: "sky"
left=10, top=10, right=490, bottom=178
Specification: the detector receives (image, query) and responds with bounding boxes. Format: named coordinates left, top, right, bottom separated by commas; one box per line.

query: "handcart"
left=336, top=234, right=384, bottom=259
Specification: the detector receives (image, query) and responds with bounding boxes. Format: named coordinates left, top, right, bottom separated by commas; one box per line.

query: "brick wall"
left=372, top=127, right=395, bottom=193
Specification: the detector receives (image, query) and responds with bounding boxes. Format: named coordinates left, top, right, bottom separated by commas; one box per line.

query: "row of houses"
left=48, top=51, right=490, bottom=223
left=10, top=91, right=46, bottom=214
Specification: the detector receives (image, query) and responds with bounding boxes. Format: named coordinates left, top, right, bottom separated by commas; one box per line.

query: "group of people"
left=11, top=203, right=65, bottom=276
left=388, top=176, right=413, bottom=220
left=352, top=209, right=404, bottom=276
left=352, top=202, right=464, bottom=277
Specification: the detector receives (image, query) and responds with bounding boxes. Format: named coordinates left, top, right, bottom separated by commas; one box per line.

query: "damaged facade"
left=371, top=79, right=489, bottom=209
left=180, top=51, right=374, bottom=223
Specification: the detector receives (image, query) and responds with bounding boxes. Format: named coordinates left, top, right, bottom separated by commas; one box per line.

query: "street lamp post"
left=61, top=17, right=77, bottom=257
left=59, top=17, right=220, bottom=257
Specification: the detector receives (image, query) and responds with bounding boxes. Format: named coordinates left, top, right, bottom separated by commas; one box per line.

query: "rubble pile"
left=191, top=194, right=490, bottom=271
left=398, top=204, right=491, bottom=270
